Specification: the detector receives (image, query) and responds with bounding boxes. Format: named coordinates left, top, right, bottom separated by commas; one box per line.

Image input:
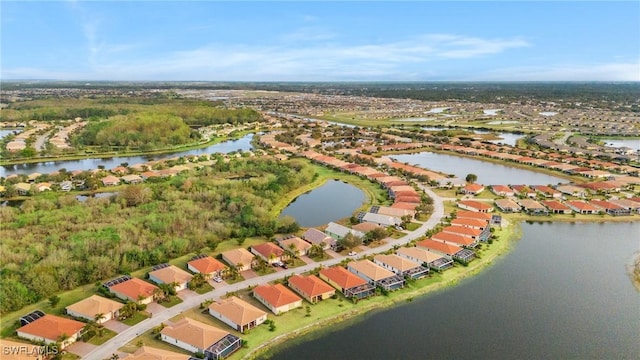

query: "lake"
left=279, top=180, right=366, bottom=227
left=0, top=129, right=22, bottom=140
left=487, top=132, right=525, bottom=146
left=0, top=133, right=256, bottom=177
left=269, top=221, right=640, bottom=360
left=601, top=138, right=640, bottom=152
left=391, top=152, right=565, bottom=185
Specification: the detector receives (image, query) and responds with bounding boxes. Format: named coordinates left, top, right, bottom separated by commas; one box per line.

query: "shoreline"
left=241, top=220, right=520, bottom=359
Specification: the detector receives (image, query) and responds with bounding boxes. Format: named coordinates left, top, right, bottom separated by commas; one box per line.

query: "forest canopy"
left=0, top=157, right=314, bottom=313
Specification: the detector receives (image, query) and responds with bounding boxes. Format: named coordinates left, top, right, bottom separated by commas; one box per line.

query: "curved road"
left=83, top=185, right=445, bottom=360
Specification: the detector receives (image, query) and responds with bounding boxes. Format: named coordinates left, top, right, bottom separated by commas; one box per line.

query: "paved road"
left=33, top=130, right=52, bottom=152
left=83, top=186, right=445, bottom=360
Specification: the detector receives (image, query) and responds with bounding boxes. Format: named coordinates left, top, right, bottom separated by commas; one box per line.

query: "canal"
left=269, top=221, right=640, bottom=359
left=0, top=133, right=255, bottom=177
left=279, top=180, right=367, bottom=227
left=391, top=152, right=566, bottom=185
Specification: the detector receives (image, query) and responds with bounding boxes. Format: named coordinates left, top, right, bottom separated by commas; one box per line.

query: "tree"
left=366, top=227, right=387, bottom=243
left=119, top=184, right=151, bottom=207
left=188, top=273, right=207, bottom=290
left=465, top=173, right=478, bottom=183
left=338, top=232, right=362, bottom=251
left=48, top=295, right=61, bottom=308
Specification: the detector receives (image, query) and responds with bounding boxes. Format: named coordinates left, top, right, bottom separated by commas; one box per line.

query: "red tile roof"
left=109, top=278, right=159, bottom=300
left=456, top=211, right=492, bottom=221
left=17, top=314, right=84, bottom=342
left=288, top=274, right=334, bottom=298
left=416, top=239, right=463, bottom=256
left=253, top=283, right=302, bottom=308
left=252, top=242, right=284, bottom=259
left=188, top=256, right=227, bottom=275
left=319, top=267, right=367, bottom=289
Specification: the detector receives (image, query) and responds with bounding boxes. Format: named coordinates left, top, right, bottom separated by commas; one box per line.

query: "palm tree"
left=94, top=312, right=106, bottom=324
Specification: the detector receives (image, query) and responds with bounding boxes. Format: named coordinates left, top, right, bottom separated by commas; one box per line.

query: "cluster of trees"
left=0, top=157, right=315, bottom=313
left=73, top=113, right=196, bottom=149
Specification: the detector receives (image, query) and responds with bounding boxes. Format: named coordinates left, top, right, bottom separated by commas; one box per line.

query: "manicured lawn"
left=86, top=328, right=117, bottom=345
left=194, top=283, right=214, bottom=294
left=61, top=353, right=80, bottom=360
left=405, top=222, right=421, bottom=231
left=121, top=312, right=150, bottom=326
left=158, top=296, right=183, bottom=308
left=225, top=274, right=245, bottom=285
left=254, top=266, right=276, bottom=276
left=120, top=328, right=192, bottom=356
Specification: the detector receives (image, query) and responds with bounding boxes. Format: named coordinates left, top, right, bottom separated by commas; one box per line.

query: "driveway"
left=177, top=289, right=199, bottom=301
left=103, top=320, right=130, bottom=333
left=66, top=342, right=97, bottom=358
left=299, top=255, right=315, bottom=265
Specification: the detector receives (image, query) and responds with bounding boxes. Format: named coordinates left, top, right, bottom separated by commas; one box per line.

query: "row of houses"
left=495, top=197, right=640, bottom=216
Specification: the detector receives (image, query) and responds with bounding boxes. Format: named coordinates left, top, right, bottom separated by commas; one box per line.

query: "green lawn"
left=86, top=328, right=118, bottom=345
left=121, top=312, right=150, bottom=326
left=405, top=222, right=421, bottom=231
left=158, top=296, right=183, bottom=308
left=194, top=283, right=214, bottom=295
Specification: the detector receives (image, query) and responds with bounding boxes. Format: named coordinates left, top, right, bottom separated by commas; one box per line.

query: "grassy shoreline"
left=240, top=221, right=521, bottom=359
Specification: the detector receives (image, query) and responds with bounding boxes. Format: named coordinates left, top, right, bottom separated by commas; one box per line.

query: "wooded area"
left=0, top=157, right=314, bottom=313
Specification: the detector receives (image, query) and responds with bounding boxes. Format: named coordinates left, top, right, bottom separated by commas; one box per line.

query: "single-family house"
left=121, top=174, right=143, bottom=184
left=490, top=185, right=514, bottom=197
left=555, top=184, right=588, bottom=198
left=590, top=200, right=631, bottom=216
left=319, top=267, right=376, bottom=299
left=532, top=185, right=562, bottom=198
left=101, top=175, right=121, bottom=186
left=26, top=173, right=42, bottom=183
left=253, top=283, right=303, bottom=314
left=287, top=274, right=335, bottom=304
left=495, top=198, right=522, bottom=213
left=302, top=228, right=336, bottom=250
left=373, top=254, right=429, bottom=280
left=417, top=239, right=475, bottom=263
left=65, top=295, right=123, bottom=324
left=351, top=222, right=383, bottom=233
left=325, top=222, right=365, bottom=240
left=608, top=198, right=640, bottom=213
left=187, top=255, right=227, bottom=279
left=347, top=260, right=405, bottom=291
left=510, top=185, right=536, bottom=198
left=517, top=199, right=549, bottom=215
left=108, top=277, right=159, bottom=304
left=16, top=313, right=84, bottom=349
left=160, top=318, right=242, bottom=360
left=396, top=246, right=453, bottom=271
left=360, top=212, right=401, bottom=227
left=433, top=230, right=479, bottom=248
left=542, top=200, right=572, bottom=214
left=221, top=248, right=255, bottom=271
left=148, top=264, right=193, bottom=292
left=277, top=236, right=312, bottom=257
left=565, top=200, right=600, bottom=215
left=457, top=200, right=494, bottom=213
left=208, top=296, right=267, bottom=333
left=59, top=181, right=73, bottom=192
left=450, top=217, right=488, bottom=230
left=121, top=346, right=191, bottom=360
left=251, top=242, right=285, bottom=264
left=456, top=211, right=493, bottom=222
left=15, top=182, right=32, bottom=196
left=375, top=205, right=415, bottom=219
left=34, top=182, right=52, bottom=192
left=462, top=183, right=485, bottom=195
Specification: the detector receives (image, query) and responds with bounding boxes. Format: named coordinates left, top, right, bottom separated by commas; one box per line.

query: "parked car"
left=348, top=251, right=357, bottom=256
left=213, top=277, right=223, bottom=283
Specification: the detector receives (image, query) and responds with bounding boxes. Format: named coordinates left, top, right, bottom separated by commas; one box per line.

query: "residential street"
left=82, top=186, right=445, bottom=360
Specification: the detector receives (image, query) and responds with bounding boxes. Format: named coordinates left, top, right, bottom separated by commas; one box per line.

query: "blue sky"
left=2, top=1, right=639, bottom=81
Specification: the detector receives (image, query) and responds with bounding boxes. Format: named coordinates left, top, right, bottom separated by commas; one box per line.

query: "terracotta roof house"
left=542, top=200, right=572, bottom=214
left=160, top=318, right=242, bottom=359
left=302, top=228, right=335, bottom=250
left=34, top=182, right=51, bottom=192
left=373, top=254, right=429, bottom=280
left=396, top=247, right=453, bottom=271
left=456, top=210, right=492, bottom=221
left=65, top=295, right=124, bottom=323
left=208, top=296, right=267, bottom=333
left=433, top=230, right=479, bottom=248
left=462, top=183, right=485, bottom=195
left=510, top=185, right=536, bottom=198
left=253, top=284, right=303, bottom=314
left=251, top=242, right=285, bottom=264
left=457, top=200, right=494, bottom=213
left=531, top=185, right=562, bottom=198
left=351, top=222, right=383, bottom=233
left=16, top=314, right=84, bottom=349
left=565, top=200, right=600, bottom=215
left=495, top=198, right=522, bottom=213
left=15, top=182, right=32, bottom=196
left=590, top=200, right=631, bottom=216
left=108, top=277, right=159, bottom=304
left=287, top=274, right=335, bottom=304
left=450, top=217, right=488, bottom=230
left=394, top=195, right=422, bottom=204
left=148, top=265, right=193, bottom=292
left=416, top=239, right=475, bottom=263
left=187, top=255, right=227, bottom=279
left=319, top=267, right=375, bottom=299
left=375, top=205, right=415, bottom=218
left=277, top=236, right=312, bottom=257
left=490, top=185, right=514, bottom=197
left=347, top=260, right=405, bottom=291
left=122, top=346, right=191, bottom=360
left=221, top=248, right=255, bottom=271
left=555, top=184, right=588, bottom=198
left=608, top=198, right=640, bottom=213
left=101, top=175, right=121, bottom=186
